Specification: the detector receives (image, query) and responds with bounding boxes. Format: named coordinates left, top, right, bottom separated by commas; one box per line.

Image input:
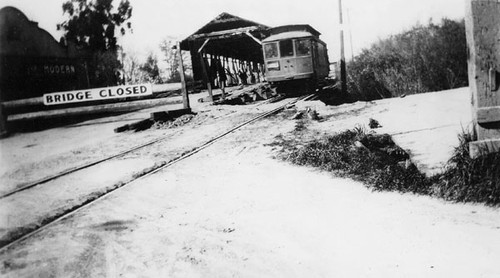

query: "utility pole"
left=338, top=0, right=347, bottom=95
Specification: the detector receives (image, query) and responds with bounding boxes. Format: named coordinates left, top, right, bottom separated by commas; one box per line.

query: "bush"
left=347, top=18, right=468, bottom=100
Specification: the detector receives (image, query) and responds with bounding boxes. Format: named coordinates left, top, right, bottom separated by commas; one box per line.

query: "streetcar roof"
left=262, top=31, right=314, bottom=43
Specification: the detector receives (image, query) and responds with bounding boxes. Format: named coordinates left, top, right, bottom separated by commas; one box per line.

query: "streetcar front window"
left=279, top=39, right=294, bottom=57
left=295, top=39, right=311, bottom=56
left=264, top=43, right=279, bottom=59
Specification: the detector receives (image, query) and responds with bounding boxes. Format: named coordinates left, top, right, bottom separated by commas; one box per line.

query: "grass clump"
left=281, top=127, right=432, bottom=195
left=278, top=128, right=500, bottom=206
left=432, top=133, right=500, bottom=205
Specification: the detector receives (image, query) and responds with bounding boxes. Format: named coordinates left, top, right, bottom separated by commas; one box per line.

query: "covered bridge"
left=180, top=13, right=270, bottom=87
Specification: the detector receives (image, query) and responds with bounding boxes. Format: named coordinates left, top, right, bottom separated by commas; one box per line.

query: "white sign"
left=43, top=83, right=153, bottom=105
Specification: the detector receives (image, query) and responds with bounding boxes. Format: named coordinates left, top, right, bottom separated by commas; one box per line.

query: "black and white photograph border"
left=0, top=0, right=499, bottom=277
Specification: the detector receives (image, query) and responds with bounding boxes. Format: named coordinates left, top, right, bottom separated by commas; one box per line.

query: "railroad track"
left=0, top=94, right=313, bottom=252
left=0, top=137, right=170, bottom=199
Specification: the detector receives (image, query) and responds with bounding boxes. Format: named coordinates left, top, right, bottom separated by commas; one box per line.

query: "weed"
left=432, top=133, right=500, bottom=205
left=293, top=119, right=308, bottom=133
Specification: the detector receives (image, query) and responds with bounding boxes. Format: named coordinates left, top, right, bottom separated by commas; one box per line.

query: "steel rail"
left=0, top=136, right=170, bottom=199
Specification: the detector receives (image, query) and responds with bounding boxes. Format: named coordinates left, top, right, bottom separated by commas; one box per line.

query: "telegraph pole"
left=338, top=0, right=347, bottom=95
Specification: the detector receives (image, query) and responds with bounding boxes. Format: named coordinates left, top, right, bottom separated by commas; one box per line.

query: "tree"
left=159, top=39, right=180, bottom=82
left=92, top=51, right=122, bottom=86
left=347, top=18, right=467, bottom=100
left=58, top=0, right=133, bottom=87
left=159, top=38, right=192, bottom=83
left=58, top=0, right=132, bottom=52
left=122, top=51, right=140, bottom=84
left=139, top=53, right=162, bottom=84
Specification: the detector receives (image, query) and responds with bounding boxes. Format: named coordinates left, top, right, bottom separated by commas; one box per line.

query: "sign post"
left=466, top=0, right=500, bottom=157
left=177, top=41, right=190, bottom=109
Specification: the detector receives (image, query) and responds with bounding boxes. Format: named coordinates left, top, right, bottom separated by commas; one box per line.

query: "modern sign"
left=43, top=83, right=153, bottom=105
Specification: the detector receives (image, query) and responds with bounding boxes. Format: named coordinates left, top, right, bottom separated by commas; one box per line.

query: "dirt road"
left=1, top=93, right=500, bottom=277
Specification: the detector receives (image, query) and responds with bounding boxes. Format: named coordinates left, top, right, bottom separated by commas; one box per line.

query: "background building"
left=0, top=6, right=89, bottom=101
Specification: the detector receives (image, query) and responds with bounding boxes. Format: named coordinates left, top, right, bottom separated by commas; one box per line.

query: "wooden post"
left=199, top=52, right=213, bottom=102
left=218, top=56, right=226, bottom=100
left=225, top=57, right=234, bottom=86
left=233, top=59, right=240, bottom=85
left=177, top=41, right=190, bottom=109
left=466, top=0, right=500, bottom=157
left=220, top=80, right=226, bottom=99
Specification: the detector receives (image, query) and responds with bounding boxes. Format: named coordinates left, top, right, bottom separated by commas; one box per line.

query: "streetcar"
left=262, top=24, right=330, bottom=94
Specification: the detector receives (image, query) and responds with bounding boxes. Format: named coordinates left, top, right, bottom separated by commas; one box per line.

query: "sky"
left=0, top=0, right=465, bottom=61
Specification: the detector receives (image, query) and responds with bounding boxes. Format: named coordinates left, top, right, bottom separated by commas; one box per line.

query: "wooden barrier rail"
left=1, top=83, right=181, bottom=111
left=7, top=97, right=183, bottom=121
left=0, top=83, right=183, bottom=136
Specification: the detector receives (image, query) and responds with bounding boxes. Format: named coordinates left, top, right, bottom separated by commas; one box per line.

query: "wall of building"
left=0, top=6, right=89, bottom=101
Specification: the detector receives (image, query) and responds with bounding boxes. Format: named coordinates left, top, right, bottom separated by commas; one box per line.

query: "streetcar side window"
left=264, top=43, right=279, bottom=59
left=279, top=39, right=294, bottom=57
left=295, top=39, right=311, bottom=56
